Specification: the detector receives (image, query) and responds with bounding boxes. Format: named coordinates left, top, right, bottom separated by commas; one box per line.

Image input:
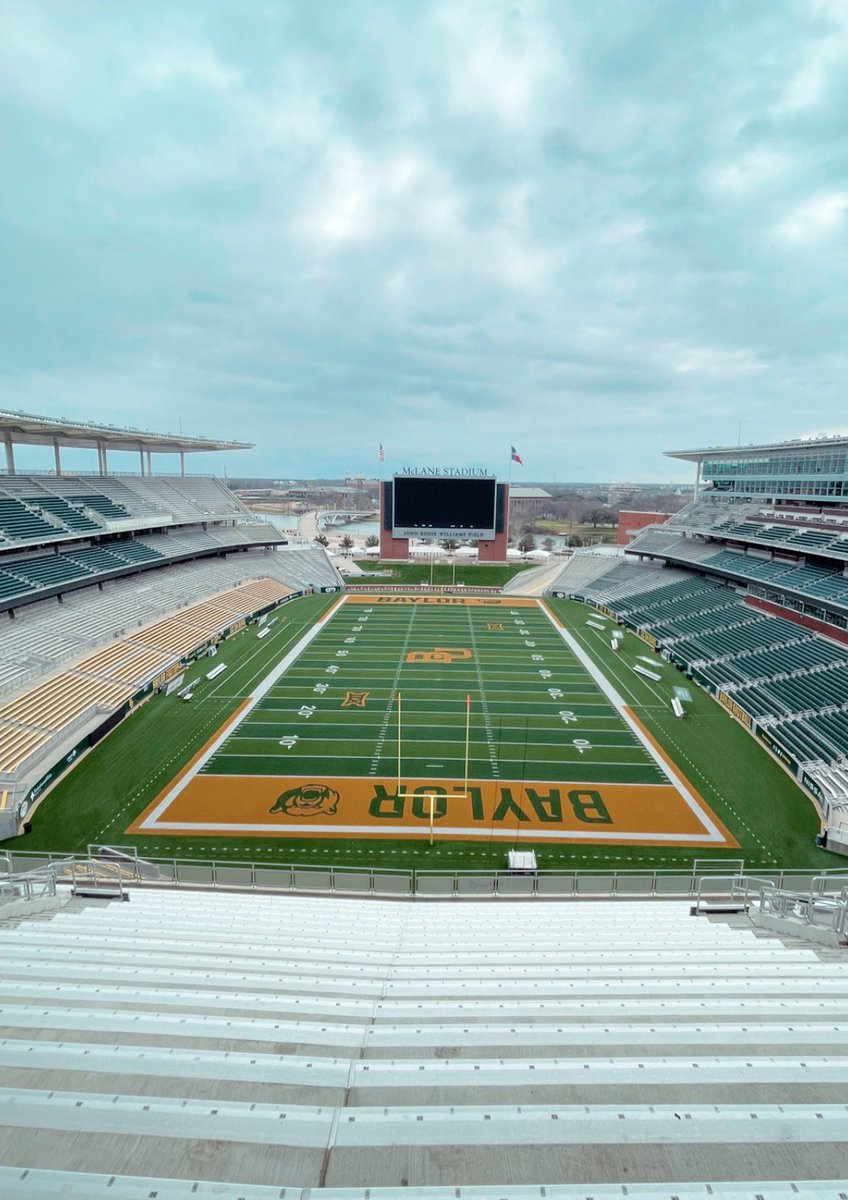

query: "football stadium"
left=1, top=411, right=848, bottom=1196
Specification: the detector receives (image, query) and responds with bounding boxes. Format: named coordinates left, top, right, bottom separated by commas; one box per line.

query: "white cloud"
left=138, top=43, right=240, bottom=91
left=298, top=144, right=463, bottom=246
left=671, top=345, right=768, bottom=378
left=705, top=151, right=789, bottom=198
left=775, top=192, right=848, bottom=243
left=435, top=0, right=560, bottom=128
left=781, top=0, right=848, bottom=111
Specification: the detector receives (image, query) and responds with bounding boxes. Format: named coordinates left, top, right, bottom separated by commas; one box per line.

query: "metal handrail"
left=5, top=850, right=848, bottom=900
left=693, top=874, right=778, bottom=913
left=757, top=884, right=848, bottom=937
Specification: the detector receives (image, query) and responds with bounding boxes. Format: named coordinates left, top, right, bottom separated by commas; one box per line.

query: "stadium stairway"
left=0, top=890, right=847, bottom=1194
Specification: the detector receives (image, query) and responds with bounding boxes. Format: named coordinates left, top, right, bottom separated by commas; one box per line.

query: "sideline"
left=538, top=599, right=733, bottom=847
left=134, top=596, right=348, bottom=829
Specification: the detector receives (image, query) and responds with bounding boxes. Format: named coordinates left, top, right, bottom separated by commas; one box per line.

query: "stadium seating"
left=0, top=574, right=298, bottom=777
left=0, top=547, right=340, bottom=700
left=27, top=496, right=101, bottom=533
left=0, top=889, right=846, bottom=1195
left=649, top=498, right=848, bottom=565
left=0, top=498, right=60, bottom=544
left=629, top=531, right=848, bottom=617
left=568, top=562, right=848, bottom=768
left=545, top=552, right=621, bottom=594
left=0, top=526, right=289, bottom=608
left=0, top=474, right=254, bottom=538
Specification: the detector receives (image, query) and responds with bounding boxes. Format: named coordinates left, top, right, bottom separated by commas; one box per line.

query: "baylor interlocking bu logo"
left=405, top=647, right=472, bottom=663
left=270, top=784, right=340, bottom=817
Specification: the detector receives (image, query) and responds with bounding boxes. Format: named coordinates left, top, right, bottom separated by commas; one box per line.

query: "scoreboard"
left=385, top=471, right=503, bottom=540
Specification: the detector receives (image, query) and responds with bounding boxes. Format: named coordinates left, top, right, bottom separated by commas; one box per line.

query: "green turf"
left=351, top=562, right=534, bottom=587
left=205, top=601, right=664, bottom=788
left=5, top=592, right=842, bottom=873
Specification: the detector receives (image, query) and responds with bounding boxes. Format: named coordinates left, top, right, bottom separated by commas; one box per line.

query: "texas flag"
left=511, top=446, right=523, bottom=466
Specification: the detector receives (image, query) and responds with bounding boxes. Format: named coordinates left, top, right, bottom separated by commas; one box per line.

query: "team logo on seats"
left=270, top=784, right=340, bottom=816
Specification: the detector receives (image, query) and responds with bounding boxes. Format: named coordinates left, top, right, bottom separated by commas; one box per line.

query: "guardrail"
left=692, top=874, right=779, bottom=914
left=0, top=856, right=71, bottom=907
left=6, top=850, right=848, bottom=901
left=756, top=884, right=848, bottom=938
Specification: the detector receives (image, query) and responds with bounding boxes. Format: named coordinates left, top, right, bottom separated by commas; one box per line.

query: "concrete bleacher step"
left=2, top=1172, right=847, bottom=1200
left=2, top=1039, right=848, bottom=1091
left=2, top=894, right=847, bottom=1193
left=3, top=1005, right=847, bottom=1055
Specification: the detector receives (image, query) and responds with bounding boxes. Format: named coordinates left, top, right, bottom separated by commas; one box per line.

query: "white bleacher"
left=580, top=563, right=691, bottom=604
left=0, top=889, right=846, bottom=1194
left=546, top=552, right=621, bottom=594
left=628, top=529, right=720, bottom=564
left=119, top=475, right=250, bottom=522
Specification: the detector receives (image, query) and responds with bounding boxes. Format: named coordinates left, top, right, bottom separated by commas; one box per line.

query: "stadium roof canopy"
left=0, top=408, right=252, bottom=455
left=665, top=433, right=848, bottom=463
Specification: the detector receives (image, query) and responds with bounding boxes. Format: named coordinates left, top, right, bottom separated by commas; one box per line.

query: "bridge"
left=319, top=509, right=378, bottom=527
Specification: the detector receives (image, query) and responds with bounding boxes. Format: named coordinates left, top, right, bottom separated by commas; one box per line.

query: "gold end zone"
left=127, top=774, right=737, bottom=847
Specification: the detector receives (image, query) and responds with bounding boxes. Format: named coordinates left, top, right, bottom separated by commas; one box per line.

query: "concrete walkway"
left=297, top=509, right=320, bottom=539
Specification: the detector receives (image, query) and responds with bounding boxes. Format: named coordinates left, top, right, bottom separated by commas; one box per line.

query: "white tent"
left=364, top=544, right=380, bottom=556
left=455, top=546, right=478, bottom=557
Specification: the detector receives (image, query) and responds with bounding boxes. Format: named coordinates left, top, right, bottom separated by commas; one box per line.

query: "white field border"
left=537, top=599, right=727, bottom=844
left=136, top=594, right=729, bottom=844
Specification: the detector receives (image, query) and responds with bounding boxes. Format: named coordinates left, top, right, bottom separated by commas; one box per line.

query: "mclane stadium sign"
left=397, top=467, right=495, bottom=478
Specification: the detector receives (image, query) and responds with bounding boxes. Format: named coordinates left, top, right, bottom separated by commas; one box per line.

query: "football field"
left=130, top=596, right=736, bottom=848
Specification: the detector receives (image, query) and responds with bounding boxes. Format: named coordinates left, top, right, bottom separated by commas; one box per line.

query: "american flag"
left=378, top=444, right=385, bottom=464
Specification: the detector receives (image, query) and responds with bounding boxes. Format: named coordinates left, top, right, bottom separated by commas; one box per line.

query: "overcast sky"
left=2, top=0, right=848, bottom=482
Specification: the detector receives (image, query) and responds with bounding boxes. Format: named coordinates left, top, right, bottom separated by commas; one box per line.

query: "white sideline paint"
left=538, top=600, right=726, bottom=845
left=137, top=596, right=347, bottom=830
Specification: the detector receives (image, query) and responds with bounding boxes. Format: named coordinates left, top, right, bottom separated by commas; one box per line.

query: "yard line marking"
left=467, top=607, right=500, bottom=778
left=370, top=604, right=418, bottom=775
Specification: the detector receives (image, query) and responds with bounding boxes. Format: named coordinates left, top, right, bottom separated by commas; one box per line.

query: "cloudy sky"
left=2, top=0, right=848, bottom=482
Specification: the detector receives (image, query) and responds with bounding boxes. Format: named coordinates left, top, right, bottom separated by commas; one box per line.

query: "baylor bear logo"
left=270, top=783, right=340, bottom=817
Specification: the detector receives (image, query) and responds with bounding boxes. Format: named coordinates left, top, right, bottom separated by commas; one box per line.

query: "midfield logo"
left=405, top=647, right=472, bottom=663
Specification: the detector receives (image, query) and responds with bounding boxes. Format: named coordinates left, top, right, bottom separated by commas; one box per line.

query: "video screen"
left=392, top=476, right=497, bottom=537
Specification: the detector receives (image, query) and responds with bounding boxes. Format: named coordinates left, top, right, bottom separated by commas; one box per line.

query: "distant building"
left=616, top=509, right=672, bottom=546
left=509, top=486, right=552, bottom=517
